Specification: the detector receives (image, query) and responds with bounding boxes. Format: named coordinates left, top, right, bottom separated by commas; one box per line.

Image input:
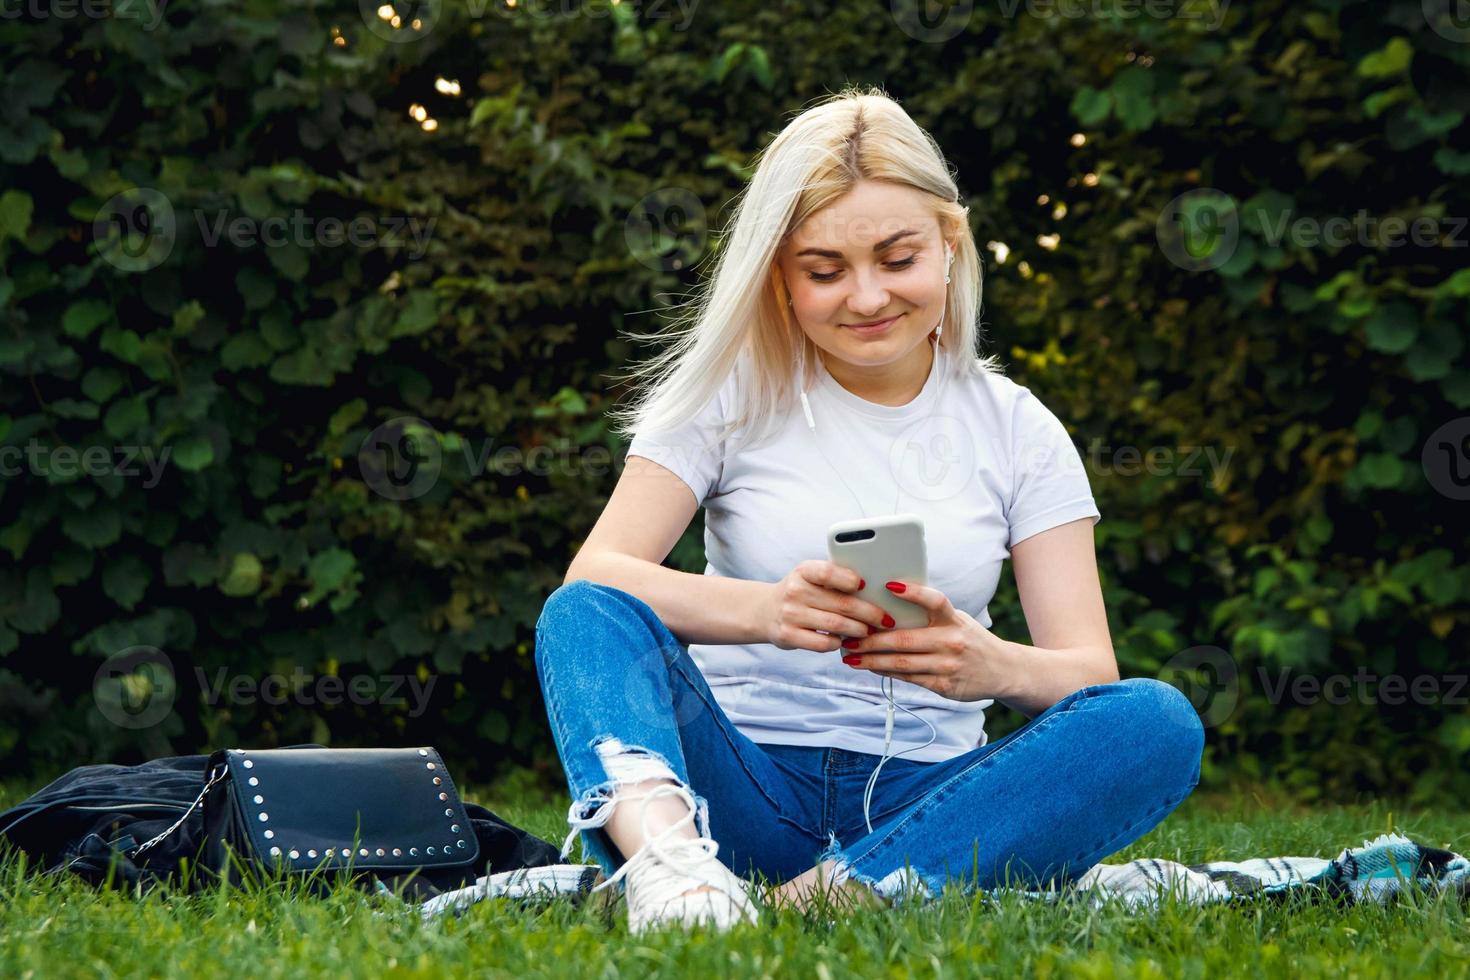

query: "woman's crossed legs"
left=534, top=579, right=1204, bottom=913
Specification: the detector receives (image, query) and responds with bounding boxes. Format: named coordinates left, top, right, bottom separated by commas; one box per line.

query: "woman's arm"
left=986, top=517, right=1119, bottom=718
left=565, top=456, right=773, bottom=647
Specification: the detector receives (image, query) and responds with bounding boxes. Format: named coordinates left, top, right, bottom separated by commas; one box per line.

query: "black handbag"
left=196, top=745, right=483, bottom=891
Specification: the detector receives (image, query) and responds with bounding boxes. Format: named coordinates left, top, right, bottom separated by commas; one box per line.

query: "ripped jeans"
left=534, top=579, right=1205, bottom=899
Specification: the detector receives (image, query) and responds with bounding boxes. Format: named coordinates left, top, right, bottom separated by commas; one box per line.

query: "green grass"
left=2, top=778, right=1468, bottom=978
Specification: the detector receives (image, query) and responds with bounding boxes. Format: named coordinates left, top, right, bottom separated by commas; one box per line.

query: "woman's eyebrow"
left=794, top=228, right=921, bottom=259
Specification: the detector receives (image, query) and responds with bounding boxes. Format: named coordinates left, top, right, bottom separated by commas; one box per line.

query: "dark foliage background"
left=2, top=0, right=1466, bottom=804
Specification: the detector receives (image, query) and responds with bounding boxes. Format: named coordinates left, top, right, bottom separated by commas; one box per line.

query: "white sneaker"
left=593, top=783, right=758, bottom=934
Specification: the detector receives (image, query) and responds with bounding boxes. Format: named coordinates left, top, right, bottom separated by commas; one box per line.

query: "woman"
left=534, top=86, right=1204, bottom=933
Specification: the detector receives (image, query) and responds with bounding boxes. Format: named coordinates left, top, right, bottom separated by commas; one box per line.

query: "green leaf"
left=1356, top=37, right=1413, bottom=78
left=61, top=508, right=122, bottom=548
left=102, top=556, right=150, bottom=611
left=172, top=435, right=215, bottom=472
left=219, top=552, right=264, bottom=597
left=8, top=571, right=61, bottom=634
left=1363, top=84, right=1413, bottom=119
left=1070, top=86, right=1111, bottom=127
left=1362, top=303, right=1418, bottom=354
left=81, top=366, right=124, bottom=403
left=1110, top=67, right=1157, bottom=131
left=48, top=398, right=98, bottom=420
left=170, top=300, right=204, bottom=338
left=1441, top=369, right=1470, bottom=409
left=267, top=243, right=309, bottom=282
left=307, top=549, right=355, bottom=593
left=50, top=545, right=95, bottom=586
left=62, top=299, right=112, bottom=339
left=220, top=332, right=274, bottom=371
left=392, top=290, right=439, bottom=338
left=1405, top=322, right=1464, bottom=381
left=104, top=397, right=149, bottom=439
left=0, top=190, right=33, bottom=244
left=237, top=267, right=277, bottom=311
left=1356, top=453, right=1406, bottom=488
left=99, top=327, right=145, bottom=365
left=329, top=398, right=367, bottom=436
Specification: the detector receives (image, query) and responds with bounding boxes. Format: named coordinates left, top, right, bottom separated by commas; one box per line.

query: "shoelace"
left=584, top=784, right=745, bottom=912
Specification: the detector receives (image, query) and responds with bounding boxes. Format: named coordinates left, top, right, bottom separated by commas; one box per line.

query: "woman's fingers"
left=884, top=580, right=955, bottom=617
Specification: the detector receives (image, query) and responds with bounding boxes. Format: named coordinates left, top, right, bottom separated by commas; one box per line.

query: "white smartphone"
left=826, top=513, right=928, bottom=631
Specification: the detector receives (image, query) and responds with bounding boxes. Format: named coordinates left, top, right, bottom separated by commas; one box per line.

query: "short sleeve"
left=1006, top=388, right=1101, bottom=548
left=625, top=385, right=728, bottom=506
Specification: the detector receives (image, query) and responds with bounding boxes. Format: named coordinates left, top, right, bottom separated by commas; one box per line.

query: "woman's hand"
left=760, top=560, right=896, bottom=653
left=837, top=580, right=1005, bottom=702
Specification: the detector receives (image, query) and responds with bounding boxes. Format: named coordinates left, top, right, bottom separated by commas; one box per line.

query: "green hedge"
left=1, top=0, right=1466, bottom=804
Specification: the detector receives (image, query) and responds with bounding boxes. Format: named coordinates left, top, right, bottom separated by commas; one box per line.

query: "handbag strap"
left=128, top=762, right=228, bottom=859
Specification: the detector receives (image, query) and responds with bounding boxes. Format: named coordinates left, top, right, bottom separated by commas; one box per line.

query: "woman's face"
left=775, top=179, right=952, bottom=374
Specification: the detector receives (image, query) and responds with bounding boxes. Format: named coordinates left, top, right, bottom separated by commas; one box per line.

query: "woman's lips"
left=844, top=314, right=900, bottom=335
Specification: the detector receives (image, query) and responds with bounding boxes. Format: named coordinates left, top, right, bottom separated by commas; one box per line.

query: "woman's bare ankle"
left=603, top=778, right=698, bottom=860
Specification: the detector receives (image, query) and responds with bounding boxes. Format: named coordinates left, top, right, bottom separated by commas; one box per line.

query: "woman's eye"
left=806, top=256, right=919, bottom=283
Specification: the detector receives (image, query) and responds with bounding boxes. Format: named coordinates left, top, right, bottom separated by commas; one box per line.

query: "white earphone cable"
left=791, top=245, right=953, bottom=835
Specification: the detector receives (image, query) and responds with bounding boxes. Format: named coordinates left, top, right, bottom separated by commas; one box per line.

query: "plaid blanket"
left=412, top=832, right=1470, bottom=919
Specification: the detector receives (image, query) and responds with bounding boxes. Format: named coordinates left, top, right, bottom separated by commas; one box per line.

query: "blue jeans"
left=534, top=579, right=1204, bottom=898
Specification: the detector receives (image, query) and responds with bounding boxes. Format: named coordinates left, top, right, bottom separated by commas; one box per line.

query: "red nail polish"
left=841, top=638, right=860, bottom=649
left=882, top=613, right=895, bottom=628
left=842, top=655, right=861, bottom=666
left=858, top=578, right=865, bottom=590
left=885, top=581, right=906, bottom=593
left=867, top=625, right=876, bottom=635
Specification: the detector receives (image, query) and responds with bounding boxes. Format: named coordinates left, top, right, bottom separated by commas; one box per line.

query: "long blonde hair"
left=606, top=84, right=999, bottom=450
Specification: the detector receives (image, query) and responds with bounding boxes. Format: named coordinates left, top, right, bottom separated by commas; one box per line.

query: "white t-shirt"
left=625, top=347, right=1101, bottom=762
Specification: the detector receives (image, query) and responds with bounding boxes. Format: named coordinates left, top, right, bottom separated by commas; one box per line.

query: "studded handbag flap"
left=200, top=746, right=481, bottom=879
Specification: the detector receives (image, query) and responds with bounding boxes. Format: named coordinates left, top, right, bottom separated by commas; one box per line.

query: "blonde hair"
left=606, top=83, right=999, bottom=449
